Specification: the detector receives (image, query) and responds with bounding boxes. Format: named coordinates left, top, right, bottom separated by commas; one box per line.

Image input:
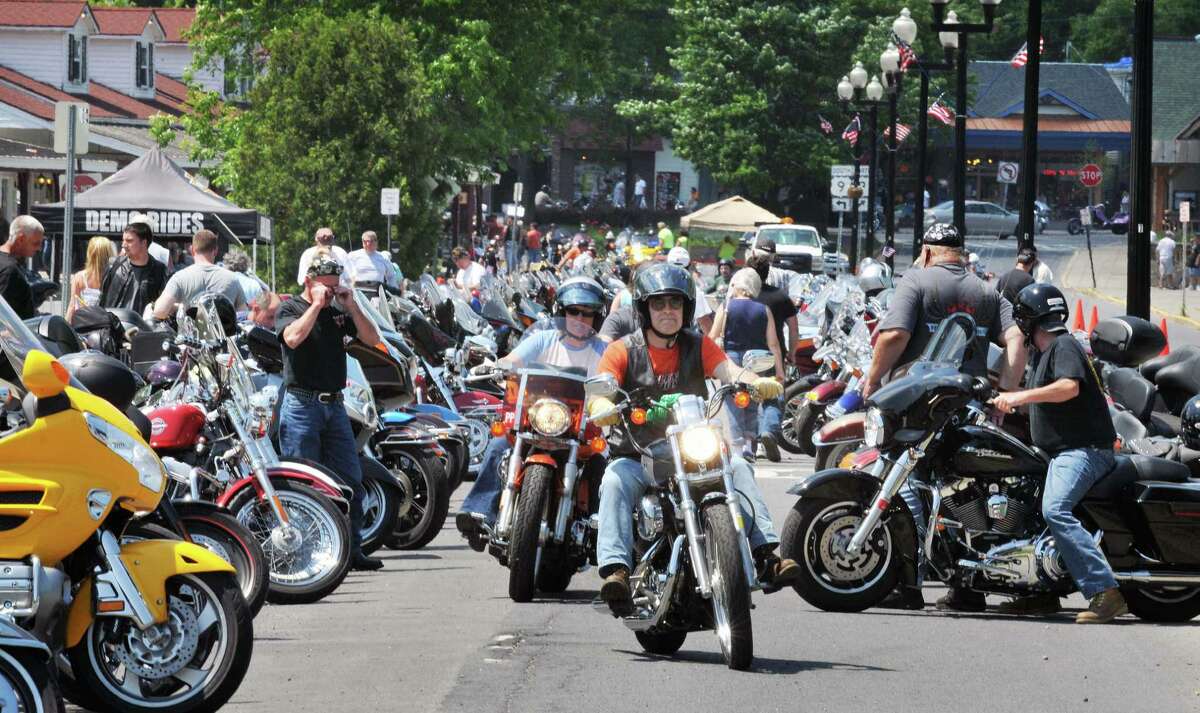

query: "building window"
left=136, top=41, right=154, bottom=89
left=67, top=34, right=88, bottom=84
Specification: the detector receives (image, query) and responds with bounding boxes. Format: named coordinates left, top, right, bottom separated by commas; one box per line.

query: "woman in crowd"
left=68, top=236, right=115, bottom=321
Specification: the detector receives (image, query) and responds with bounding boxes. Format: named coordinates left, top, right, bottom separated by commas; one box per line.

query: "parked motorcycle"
left=1068, top=203, right=1130, bottom=235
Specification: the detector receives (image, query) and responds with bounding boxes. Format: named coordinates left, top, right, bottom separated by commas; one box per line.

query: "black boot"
left=352, top=553, right=384, bottom=571
left=935, top=586, right=986, bottom=612
left=877, top=585, right=925, bottom=610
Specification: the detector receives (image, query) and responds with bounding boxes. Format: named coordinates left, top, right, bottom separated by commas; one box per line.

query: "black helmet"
left=1013, top=283, right=1070, bottom=337
left=633, top=262, right=696, bottom=331
left=1182, top=394, right=1200, bottom=450
left=556, top=276, right=607, bottom=328
left=718, top=258, right=735, bottom=270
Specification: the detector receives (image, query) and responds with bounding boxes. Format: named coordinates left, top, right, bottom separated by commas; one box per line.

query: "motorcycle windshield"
left=448, top=292, right=492, bottom=336
left=0, top=296, right=85, bottom=393
left=917, top=313, right=976, bottom=367
left=418, top=275, right=445, bottom=311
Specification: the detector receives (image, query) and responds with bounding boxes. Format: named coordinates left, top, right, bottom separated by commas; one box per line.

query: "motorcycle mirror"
left=585, top=374, right=619, bottom=398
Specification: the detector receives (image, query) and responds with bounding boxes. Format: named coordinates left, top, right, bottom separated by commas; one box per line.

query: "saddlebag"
left=1133, top=480, right=1200, bottom=565
left=1090, top=316, right=1166, bottom=367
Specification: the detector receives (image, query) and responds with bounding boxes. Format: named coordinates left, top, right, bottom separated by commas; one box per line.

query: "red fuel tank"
left=147, top=403, right=207, bottom=452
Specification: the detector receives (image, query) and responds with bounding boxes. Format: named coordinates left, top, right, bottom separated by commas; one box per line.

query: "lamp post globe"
left=849, top=61, right=869, bottom=89
left=866, top=75, right=885, bottom=102
left=838, top=76, right=854, bottom=101
left=939, top=10, right=960, bottom=49
left=893, top=8, right=918, bottom=45
left=881, top=43, right=901, bottom=75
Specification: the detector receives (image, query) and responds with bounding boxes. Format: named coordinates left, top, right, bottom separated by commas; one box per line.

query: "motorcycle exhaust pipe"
left=1113, top=571, right=1200, bottom=586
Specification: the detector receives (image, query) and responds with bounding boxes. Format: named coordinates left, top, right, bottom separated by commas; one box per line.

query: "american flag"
left=1011, top=36, right=1045, bottom=68
left=842, top=115, right=861, bottom=147
left=883, top=123, right=912, bottom=143
left=818, top=115, right=833, bottom=135
left=927, top=98, right=954, bottom=126
left=893, top=34, right=917, bottom=72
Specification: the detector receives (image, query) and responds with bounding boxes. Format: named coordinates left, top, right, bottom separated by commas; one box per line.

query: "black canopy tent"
left=32, top=147, right=272, bottom=280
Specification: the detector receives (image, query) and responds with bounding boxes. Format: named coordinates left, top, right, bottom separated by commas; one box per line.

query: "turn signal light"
left=733, top=391, right=752, bottom=409
left=630, top=408, right=647, bottom=425
left=490, top=420, right=507, bottom=437
left=589, top=436, right=607, bottom=452
left=805, top=391, right=820, bottom=402
left=97, top=600, right=125, bottom=613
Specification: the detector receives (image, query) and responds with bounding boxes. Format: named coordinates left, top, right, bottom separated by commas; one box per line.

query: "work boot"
left=352, top=553, right=385, bottom=571
left=997, top=593, right=1062, bottom=616
left=754, top=544, right=800, bottom=593
left=760, top=433, right=782, bottom=463
left=878, top=585, right=925, bottom=610
left=935, top=587, right=987, bottom=612
left=600, top=566, right=633, bottom=617
left=455, top=512, right=488, bottom=553
left=1076, top=588, right=1128, bottom=624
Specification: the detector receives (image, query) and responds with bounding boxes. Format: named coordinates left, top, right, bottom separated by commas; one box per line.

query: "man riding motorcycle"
left=588, top=263, right=801, bottom=614
left=456, top=277, right=611, bottom=547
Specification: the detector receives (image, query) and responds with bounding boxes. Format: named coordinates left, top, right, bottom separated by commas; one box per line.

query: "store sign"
left=84, top=209, right=205, bottom=235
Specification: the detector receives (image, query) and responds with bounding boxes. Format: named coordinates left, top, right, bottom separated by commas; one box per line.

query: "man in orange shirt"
left=588, top=263, right=799, bottom=614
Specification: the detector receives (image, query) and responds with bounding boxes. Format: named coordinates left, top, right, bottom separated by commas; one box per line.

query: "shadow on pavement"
left=616, top=648, right=895, bottom=674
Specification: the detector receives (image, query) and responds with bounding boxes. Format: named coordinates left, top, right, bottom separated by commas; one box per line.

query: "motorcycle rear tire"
left=509, top=464, right=552, bottom=602
left=792, top=402, right=821, bottom=457
left=0, top=647, right=63, bottom=713
left=1067, top=219, right=1082, bottom=235
left=536, top=557, right=575, bottom=594
left=383, top=448, right=451, bottom=550
left=634, top=630, right=687, bottom=656
left=815, top=441, right=861, bottom=472
left=360, top=476, right=401, bottom=556
left=702, top=504, right=753, bottom=671
left=1121, top=584, right=1200, bottom=622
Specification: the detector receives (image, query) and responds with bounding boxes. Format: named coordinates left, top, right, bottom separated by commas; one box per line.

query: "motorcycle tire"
left=781, top=498, right=900, bottom=612
left=360, top=476, right=401, bottom=556
left=779, top=380, right=818, bottom=455
left=1121, top=585, right=1200, bottom=622
left=0, top=647, right=62, bottom=713
left=634, top=630, right=687, bottom=657
left=791, top=401, right=821, bottom=457
left=228, top=481, right=351, bottom=605
left=815, top=441, right=861, bottom=472
left=702, top=503, right=752, bottom=670
left=382, top=448, right=451, bottom=550
left=68, top=572, right=253, bottom=713
left=1067, top=219, right=1082, bottom=236
left=508, top=464, right=552, bottom=603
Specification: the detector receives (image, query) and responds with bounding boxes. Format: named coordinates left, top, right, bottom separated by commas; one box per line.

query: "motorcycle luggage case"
left=1133, top=479, right=1200, bottom=565
left=1090, top=316, right=1166, bottom=367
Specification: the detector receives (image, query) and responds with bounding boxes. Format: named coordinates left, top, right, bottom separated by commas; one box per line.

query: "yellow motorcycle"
left=0, top=299, right=252, bottom=713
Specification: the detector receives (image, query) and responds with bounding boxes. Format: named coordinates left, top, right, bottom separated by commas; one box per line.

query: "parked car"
left=744, top=223, right=846, bottom=274
left=923, top=200, right=1020, bottom=239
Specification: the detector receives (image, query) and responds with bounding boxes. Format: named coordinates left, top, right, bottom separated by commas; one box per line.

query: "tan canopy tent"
left=679, top=195, right=779, bottom=233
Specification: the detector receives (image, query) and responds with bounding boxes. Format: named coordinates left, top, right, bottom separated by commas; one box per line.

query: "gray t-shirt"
left=876, top=262, right=1013, bottom=377
left=160, top=263, right=247, bottom=311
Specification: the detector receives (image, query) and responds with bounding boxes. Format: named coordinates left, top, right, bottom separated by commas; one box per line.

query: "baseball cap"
left=922, top=223, right=963, bottom=248
left=307, top=252, right=343, bottom=278
left=667, top=246, right=690, bottom=267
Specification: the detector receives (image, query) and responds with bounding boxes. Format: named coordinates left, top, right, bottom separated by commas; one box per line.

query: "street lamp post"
left=881, top=43, right=902, bottom=270
left=865, top=77, right=884, bottom=262
left=930, top=0, right=1000, bottom=238
left=837, top=64, right=884, bottom=273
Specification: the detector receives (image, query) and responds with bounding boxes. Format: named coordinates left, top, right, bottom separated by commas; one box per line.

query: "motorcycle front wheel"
left=781, top=498, right=899, bottom=612
left=1067, top=218, right=1082, bottom=235
left=0, top=647, right=61, bottom=713
left=68, top=572, right=253, bottom=713
left=702, top=504, right=752, bottom=671
left=382, top=448, right=451, bottom=550
left=779, top=379, right=819, bottom=454
left=360, top=476, right=401, bottom=556
left=508, top=464, right=552, bottom=602
left=229, top=481, right=351, bottom=605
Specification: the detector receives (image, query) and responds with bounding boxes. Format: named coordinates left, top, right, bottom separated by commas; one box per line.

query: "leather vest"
left=608, top=328, right=707, bottom=457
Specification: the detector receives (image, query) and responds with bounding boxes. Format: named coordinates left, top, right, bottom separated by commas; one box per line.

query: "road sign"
left=1080, top=207, right=1092, bottom=226
left=380, top=187, right=400, bottom=215
left=53, top=102, right=89, bottom=154
left=1080, top=163, right=1103, bottom=188
left=1181, top=201, right=1191, bottom=224
left=997, top=162, right=1019, bottom=184
left=512, top=181, right=524, bottom=204
left=831, top=197, right=867, bottom=213
left=830, top=165, right=869, bottom=198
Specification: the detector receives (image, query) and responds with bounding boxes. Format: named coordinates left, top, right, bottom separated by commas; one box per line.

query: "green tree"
left=229, top=9, right=442, bottom=279
left=1070, top=0, right=1200, bottom=62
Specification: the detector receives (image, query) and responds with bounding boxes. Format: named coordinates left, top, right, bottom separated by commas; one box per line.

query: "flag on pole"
left=1010, top=36, right=1045, bottom=68
left=893, top=34, right=917, bottom=72
left=927, top=98, right=954, bottom=126
left=818, top=115, right=833, bottom=135
left=883, top=123, right=912, bottom=143
left=842, top=115, right=861, bottom=147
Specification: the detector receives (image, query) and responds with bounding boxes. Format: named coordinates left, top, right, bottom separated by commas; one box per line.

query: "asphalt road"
left=224, top=452, right=1199, bottom=713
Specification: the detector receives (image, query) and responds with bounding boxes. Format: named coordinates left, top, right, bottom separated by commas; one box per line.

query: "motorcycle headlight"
left=84, top=413, right=165, bottom=494
left=529, top=398, right=571, bottom=437
left=864, top=407, right=889, bottom=449
left=679, top=426, right=720, bottom=464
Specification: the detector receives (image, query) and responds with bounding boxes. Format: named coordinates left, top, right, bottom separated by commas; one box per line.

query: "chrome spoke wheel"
left=236, top=491, right=342, bottom=589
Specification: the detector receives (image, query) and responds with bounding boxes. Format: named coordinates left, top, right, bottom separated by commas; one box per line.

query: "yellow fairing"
left=66, top=539, right=236, bottom=647
left=0, top=386, right=160, bottom=564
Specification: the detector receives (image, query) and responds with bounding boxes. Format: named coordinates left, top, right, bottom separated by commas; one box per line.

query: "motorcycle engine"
left=942, top=478, right=1036, bottom=537
left=636, top=494, right=663, bottom=543
left=973, top=533, right=1072, bottom=588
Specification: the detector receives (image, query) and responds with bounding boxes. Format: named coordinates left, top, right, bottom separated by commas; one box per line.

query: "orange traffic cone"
left=1072, top=299, right=1086, bottom=332
left=1087, top=305, right=1099, bottom=333
left=1160, top=318, right=1171, bottom=356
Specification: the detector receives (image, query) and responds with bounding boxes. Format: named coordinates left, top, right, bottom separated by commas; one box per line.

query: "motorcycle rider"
left=990, top=284, right=1126, bottom=624
left=587, top=263, right=800, bottom=615
left=863, top=223, right=1026, bottom=611
left=455, top=277, right=611, bottom=547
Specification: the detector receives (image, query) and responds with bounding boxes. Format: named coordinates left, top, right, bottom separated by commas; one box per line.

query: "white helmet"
left=667, top=246, right=691, bottom=267
left=858, top=261, right=893, bottom=295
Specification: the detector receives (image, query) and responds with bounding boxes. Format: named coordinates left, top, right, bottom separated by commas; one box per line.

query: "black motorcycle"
left=781, top=314, right=1200, bottom=621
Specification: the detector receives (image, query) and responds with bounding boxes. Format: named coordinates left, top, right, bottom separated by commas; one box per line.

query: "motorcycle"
left=1068, top=203, right=1130, bottom=236
left=0, top=619, right=60, bottom=712
left=585, top=363, right=775, bottom=671
left=782, top=313, right=1200, bottom=621
left=0, top=297, right=253, bottom=713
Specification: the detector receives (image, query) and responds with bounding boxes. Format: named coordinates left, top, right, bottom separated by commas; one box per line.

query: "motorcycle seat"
left=1149, top=412, right=1182, bottom=438
left=1153, top=357, right=1200, bottom=402
left=1110, top=407, right=1148, bottom=442
left=1104, top=367, right=1156, bottom=423
left=1139, top=346, right=1200, bottom=383
left=1089, top=454, right=1191, bottom=499
left=105, top=307, right=155, bottom=335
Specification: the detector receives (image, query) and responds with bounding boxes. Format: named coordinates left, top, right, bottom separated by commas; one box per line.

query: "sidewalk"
left=1059, top=243, right=1200, bottom=349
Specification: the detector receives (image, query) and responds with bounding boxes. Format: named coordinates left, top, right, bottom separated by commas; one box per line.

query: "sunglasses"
left=648, top=295, right=684, bottom=311
left=564, top=306, right=596, bottom=318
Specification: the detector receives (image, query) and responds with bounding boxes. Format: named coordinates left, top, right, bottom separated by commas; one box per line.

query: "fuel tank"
left=147, top=402, right=207, bottom=452
left=947, top=424, right=1047, bottom=479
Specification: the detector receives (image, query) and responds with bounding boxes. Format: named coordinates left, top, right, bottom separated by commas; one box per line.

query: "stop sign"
left=1080, top=163, right=1103, bottom=187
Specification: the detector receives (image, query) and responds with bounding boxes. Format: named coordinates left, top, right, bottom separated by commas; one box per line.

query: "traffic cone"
left=1160, top=318, right=1171, bottom=356
left=1087, top=305, right=1099, bottom=334
left=1072, top=299, right=1085, bottom=332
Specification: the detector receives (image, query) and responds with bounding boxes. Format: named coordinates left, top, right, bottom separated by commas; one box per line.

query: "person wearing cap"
left=296, top=227, right=350, bottom=287
left=665, top=246, right=713, bottom=333
left=451, top=245, right=486, bottom=296
left=100, top=218, right=168, bottom=314
left=996, top=248, right=1037, bottom=306
left=752, top=238, right=805, bottom=306
left=657, top=221, right=675, bottom=250
left=863, top=222, right=1026, bottom=612
left=276, top=249, right=384, bottom=571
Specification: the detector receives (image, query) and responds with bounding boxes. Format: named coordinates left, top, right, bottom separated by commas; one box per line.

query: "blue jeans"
left=460, top=436, right=509, bottom=523
left=597, top=455, right=778, bottom=574
left=758, top=398, right=781, bottom=440
left=1043, top=447, right=1118, bottom=598
left=525, top=247, right=543, bottom=266
left=505, top=242, right=520, bottom=274
left=278, top=391, right=365, bottom=554
left=724, top=350, right=771, bottom=447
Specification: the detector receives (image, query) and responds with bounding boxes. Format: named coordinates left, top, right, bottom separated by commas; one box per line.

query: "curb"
left=1069, top=286, right=1200, bottom=330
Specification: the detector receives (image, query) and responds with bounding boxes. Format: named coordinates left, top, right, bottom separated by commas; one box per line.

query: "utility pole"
left=1127, top=0, right=1154, bottom=319
left=1017, top=0, right=1042, bottom=251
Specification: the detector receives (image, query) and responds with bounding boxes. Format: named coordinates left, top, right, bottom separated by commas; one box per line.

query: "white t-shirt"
left=456, top=261, right=486, bottom=294
left=148, top=241, right=170, bottom=267
left=1157, top=237, right=1177, bottom=263
left=296, top=245, right=350, bottom=286
left=634, top=178, right=646, bottom=197
left=1032, top=261, right=1054, bottom=284
left=346, top=248, right=397, bottom=287
left=693, top=283, right=714, bottom=323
